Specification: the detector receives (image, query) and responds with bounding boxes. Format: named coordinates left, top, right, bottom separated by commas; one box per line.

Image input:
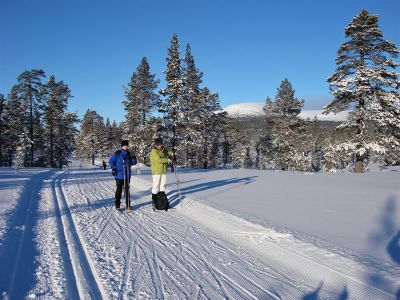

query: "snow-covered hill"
left=223, top=102, right=349, bottom=121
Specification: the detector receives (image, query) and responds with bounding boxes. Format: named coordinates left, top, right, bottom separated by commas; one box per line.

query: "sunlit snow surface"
left=0, top=161, right=399, bottom=299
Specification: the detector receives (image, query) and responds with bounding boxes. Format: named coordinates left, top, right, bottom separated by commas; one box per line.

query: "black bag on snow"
left=154, top=192, right=169, bottom=211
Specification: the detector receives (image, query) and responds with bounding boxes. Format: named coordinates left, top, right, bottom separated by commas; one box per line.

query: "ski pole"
left=123, top=159, right=126, bottom=208
left=172, top=161, right=183, bottom=208
left=127, top=160, right=131, bottom=209
left=123, top=159, right=130, bottom=209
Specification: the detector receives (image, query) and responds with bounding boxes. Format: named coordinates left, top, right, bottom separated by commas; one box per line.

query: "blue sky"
left=1, top=0, right=399, bottom=123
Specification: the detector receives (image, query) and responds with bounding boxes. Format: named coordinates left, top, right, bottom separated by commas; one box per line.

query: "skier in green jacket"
left=150, top=138, right=173, bottom=209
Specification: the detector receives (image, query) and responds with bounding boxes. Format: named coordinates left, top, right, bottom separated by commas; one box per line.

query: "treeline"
left=2, top=10, right=398, bottom=172
left=0, top=70, right=78, bottom=168
left=77, top=9, right=399, bottom=173
left=76, top=34, right=237, bottom=168
left=233, top=8, right=400, bottom=173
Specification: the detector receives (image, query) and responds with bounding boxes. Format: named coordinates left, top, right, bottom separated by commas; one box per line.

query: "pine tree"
left=262, top=96, right=279, bottom=116
left=159, top=33, right=185, bottom=162
left=43, top=75, right=75, bottom=168
left=5, top=86, right=26, bottom=167
left=307, top=117, right=326, bottom=172
left=76, top=109, right=105, bottom=165
left=197, top=88, right=225, bottom=168
left=181, top=44, right=204, bottom=166
left=15, top=132, right=32, bottom=168
left=123, top=57, right=160, bottom=129
left=104, top=118, right=114, bottom=157
left=325, top=9, right=400, bottom=172
left=123, top=57, right=160, bottom=161
left=268, top=79, right=306, bottom=170
left=255, top=135, right=273, bottom=170
left=0, top=94, right=7, bottom=166
left=14, top=69, right=46, bottom=166
left=59, top=112, right=79, bottom=167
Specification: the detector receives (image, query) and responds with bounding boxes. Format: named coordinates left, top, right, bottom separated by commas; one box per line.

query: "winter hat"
left=120, top=140, right=129, bottom=147
left=154, top=138, right=163, bottom=146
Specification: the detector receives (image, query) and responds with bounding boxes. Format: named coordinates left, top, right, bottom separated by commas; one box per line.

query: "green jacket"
left=150, top=146, right=173, bottom=175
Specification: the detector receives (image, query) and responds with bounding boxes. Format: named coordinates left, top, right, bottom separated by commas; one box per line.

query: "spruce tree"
left=124, top=57, right=159, bottom=128
left=104, top=118, right=114, bottom=157
left=0, top=94, right=7, bottom=166
left=255, top=135, right=273, bottom=170
left=325, top=9, right=400, bottom=172
left=269, top=79, right=306, bottom=170
left=160, top=33, right=185, bottom=162
left=60, top=112, right=79, bottom=167
left=6, top=86, right=27, bottom=167
left=197, top=88, right=224, bottom=168
left=181, top=44, right=204, bottom=166
left=43, top=75, right=75, bottom=168
left=123, top=57, right=159, bottom=161
left=76, top=109, right=105, bottom=164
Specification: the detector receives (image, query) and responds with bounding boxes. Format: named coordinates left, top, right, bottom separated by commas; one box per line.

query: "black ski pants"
left=115, top=179, right=130, bottom=209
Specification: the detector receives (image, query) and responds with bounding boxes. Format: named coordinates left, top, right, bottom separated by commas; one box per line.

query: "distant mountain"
left=223, top=102, right=349, bottom=121
left=224, top=102, right=266, bottom=117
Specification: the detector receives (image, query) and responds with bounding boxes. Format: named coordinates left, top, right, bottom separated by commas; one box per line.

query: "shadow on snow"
left=0, top=169, right=55, bottom=299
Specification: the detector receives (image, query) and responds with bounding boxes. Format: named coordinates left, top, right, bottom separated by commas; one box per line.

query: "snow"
left=223, top=102, right=350, bottom=121
left=224, top=102, right=266, bottom=117
left=0, top=161, right=399, bottom=299
left=299, top=109, right=350, bottom=121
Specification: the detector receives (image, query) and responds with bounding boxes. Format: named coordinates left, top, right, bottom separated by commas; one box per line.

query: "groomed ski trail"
left=56, top=161, right=398, bottom=299
left=18, top=161, right=400, bottom=299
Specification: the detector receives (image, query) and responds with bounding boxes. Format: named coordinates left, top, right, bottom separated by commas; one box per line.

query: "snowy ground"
left=0, top=160, right=399, bottom=299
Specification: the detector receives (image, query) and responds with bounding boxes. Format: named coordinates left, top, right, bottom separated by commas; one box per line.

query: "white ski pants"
left=152, top=174, right=167, bottom=194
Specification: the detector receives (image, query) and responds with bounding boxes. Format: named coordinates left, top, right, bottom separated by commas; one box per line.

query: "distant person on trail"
left=102, top=160, right=107, bottom=170
left=109, top=140, right=137, bottom=213
left=149, top=138, right=173, bottom=210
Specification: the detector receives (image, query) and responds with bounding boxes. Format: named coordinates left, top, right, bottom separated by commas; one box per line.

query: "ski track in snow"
left=1, top=161, right=399, bottom=299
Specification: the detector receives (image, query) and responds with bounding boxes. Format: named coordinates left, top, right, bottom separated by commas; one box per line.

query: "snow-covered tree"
left=266, top=79, right=307, bottom=171
left=123, top=57, right=160, bottom=162
left=324, top=9, right=400, bottom=172
left=3, top=86, right=26, bottom=166
left=15, top=131, right=33, bottom=168
left=307, top=117, right=326, bottom=172
left=196, top=88, right=225, bottom=168
left=76, top=109, right=105, bottom=165
left=13, top=69, right=46, bottom=166
left=159, top=33, right=185, bottom=162
left=180, top=43, right=204, bottom=166
left=0, top=94, right=7, bottom=166
left=43, top=76, right=73, bottom=167
left=255, top=135, right=273, bottom=170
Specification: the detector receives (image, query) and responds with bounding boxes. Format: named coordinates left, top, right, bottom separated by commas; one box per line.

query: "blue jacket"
left=109, top=150, right=137, bottom=180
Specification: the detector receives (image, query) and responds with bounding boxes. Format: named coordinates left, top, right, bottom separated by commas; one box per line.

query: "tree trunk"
left=354, top=160, right=363, bottom=173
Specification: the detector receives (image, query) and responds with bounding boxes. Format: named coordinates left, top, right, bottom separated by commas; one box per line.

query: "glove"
left=112, top=167, right=117, bottom=176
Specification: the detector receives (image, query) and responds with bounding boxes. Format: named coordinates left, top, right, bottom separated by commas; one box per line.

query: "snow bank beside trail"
left=0, top=168, right=47, bottom=244
left=174, top=195, right=400, bottom=298
left=137, top=166, right=400, bottom=265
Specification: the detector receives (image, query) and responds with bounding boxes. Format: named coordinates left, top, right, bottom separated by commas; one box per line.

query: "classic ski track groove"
left=122, top=202, right=285, bottom=299
left=54, top=171, right=107, bottom=299
left=118, top=230, right=134, bottom=300
left=50, top=171, right=80, bottom=299
left=189, top=225, right=281, bottom=300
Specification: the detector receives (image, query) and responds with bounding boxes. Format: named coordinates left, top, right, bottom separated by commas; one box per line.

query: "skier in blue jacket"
left=109, top=140, right=137, bottom=212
